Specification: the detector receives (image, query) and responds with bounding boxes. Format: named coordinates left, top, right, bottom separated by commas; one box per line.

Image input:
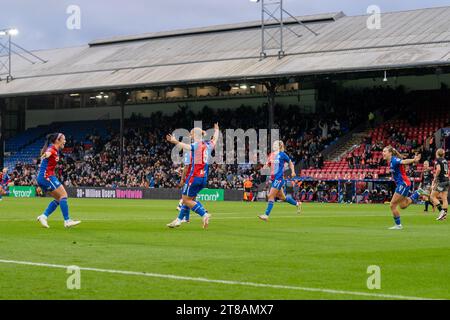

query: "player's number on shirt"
left=273, top=180, right=282, bottom=189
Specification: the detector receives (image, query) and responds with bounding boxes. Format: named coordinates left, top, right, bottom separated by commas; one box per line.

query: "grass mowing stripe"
left=0, top=259, right=440, bottom=300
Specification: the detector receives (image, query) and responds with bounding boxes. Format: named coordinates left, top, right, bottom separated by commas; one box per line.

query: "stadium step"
left=327, top=130, right=370, bottom=162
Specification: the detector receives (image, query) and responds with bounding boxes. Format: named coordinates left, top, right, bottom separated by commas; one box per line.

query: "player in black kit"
left=430, top=149, right=449, bottom=221
left=419, top=161, right=434, bottom=212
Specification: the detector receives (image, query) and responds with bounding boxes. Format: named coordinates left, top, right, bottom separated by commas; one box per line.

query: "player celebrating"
left=419, top=161, right=434, bottom=213
left=430, top=149, right=449, bottom=221
left=166, top=123, right=219, bottom=229
left=258, top=140, right=301, bottom=221
left=382, top=146, right=426, bottom=230
left=36, top=133, right=81, bottom=228
left=0, top=168, right=11, bottom=201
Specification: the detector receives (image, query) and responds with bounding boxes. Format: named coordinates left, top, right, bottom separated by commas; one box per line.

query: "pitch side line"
left=0, top=259, right=441, bottom=300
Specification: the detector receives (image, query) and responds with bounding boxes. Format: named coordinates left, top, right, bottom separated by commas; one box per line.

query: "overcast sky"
left=1, top=0, right=449, bottom=50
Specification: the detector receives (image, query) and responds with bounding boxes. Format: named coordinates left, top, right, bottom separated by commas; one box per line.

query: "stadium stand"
left=5, top=88, right=450, bottom=195
left=1, top=7, right=450, bottom=203
left=300, top=104, right=450, bottom=181
left=5, top=103, right=363, bottom=189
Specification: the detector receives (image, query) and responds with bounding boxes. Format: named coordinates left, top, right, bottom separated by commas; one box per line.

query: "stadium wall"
left=25, top=92, right=316, bottom=129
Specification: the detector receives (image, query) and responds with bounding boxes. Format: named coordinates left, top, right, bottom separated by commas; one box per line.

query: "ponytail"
left=385, top=145, right=403, bottom=159
left=40, top=133, right=59, bottom=156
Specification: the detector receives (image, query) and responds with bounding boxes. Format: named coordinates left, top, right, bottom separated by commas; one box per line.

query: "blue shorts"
left=182, top=177, right=207, bottom=197
left=37, top=176, right=62, bottom=192
left=271, top=178, right=286, bottom=190
left=395, top=183, right=411, bottom=197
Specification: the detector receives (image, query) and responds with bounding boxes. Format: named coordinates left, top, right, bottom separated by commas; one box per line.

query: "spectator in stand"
left=319, top=120, right=328, bottom=140
left=347, top=153, right=354, bottom=169
left=364, top=135, right=372, bottom=153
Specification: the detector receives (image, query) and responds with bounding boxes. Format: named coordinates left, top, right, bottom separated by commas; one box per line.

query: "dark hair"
left=40, top=133, right=61, bottom=156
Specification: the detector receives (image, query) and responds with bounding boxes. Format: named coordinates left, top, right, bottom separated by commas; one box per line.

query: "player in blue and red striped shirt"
left=382, top=146, right=427, bottom=230
left=166, top=123, right=219, bottom=229
left=0, top=168, right=11, bottom=200
left=258, top=140, right=301, bottom=221
left=36, top=133, right=81, bottom=229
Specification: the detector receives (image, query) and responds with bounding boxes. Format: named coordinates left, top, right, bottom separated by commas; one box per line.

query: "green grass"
left=0, top=198, right=448, bottom=300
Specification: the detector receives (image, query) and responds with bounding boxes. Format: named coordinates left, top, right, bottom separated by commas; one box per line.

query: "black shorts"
left=434, top=181, right=450, bottom=193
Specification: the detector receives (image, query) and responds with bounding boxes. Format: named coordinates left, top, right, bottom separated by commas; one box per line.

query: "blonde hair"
left=273, top=140, right=285, bottom=152
left=384, top=146, right=403, bottom=158
left=436, top=148, right=445, bottom=158
left=191, top=127, right=206, bottom=141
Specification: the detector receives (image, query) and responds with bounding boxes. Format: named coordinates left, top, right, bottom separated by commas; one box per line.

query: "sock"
left=43, top=200, right=59, bottom=217
left=59, top=198, right=70, bottom=221
left=286, top=195, right=297, bottom=206
left=437, top=204, right=443, bottom=212
left=425, top=201, right=429, bottom=211
left=192, top=202, right=207, bottom=217
left=265, top=201, right=274, bottom=216
left=409, top=191, right=420, bottom=202
left=185, top=208, right=190, bottom=221
left=394, top=216, right=401, bottom=226
left=178, top=205, right=190, bottom=220
left=196, top=201, right=205, bottom=214
left=177, top=199, right=183, bottom=210
left=189, top=201, right=206, bottom=220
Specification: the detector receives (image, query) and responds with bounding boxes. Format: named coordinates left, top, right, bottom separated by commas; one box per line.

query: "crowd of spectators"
left=8, top=86, right=420, bottom=190
left=7, top=102, right=359, bottom=190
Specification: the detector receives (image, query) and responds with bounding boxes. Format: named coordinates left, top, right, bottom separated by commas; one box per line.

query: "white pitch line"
left=0, top=259, right=441, bottom=300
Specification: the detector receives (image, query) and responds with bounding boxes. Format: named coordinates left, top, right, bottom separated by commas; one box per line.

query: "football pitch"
left=0, top=198, right=448, bottom=300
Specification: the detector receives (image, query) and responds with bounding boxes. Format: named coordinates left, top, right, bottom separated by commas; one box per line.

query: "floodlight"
left=8, top=29, right=19, bottom=36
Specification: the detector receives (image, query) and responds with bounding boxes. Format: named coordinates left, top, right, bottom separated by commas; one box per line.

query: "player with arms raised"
left=258, top=140, right=302, bottom=221
left=166, top=123, right=219, bottom=229
left=36, top=133, right=81, bottom=228
left=382, top=146, right=427, bottom=230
